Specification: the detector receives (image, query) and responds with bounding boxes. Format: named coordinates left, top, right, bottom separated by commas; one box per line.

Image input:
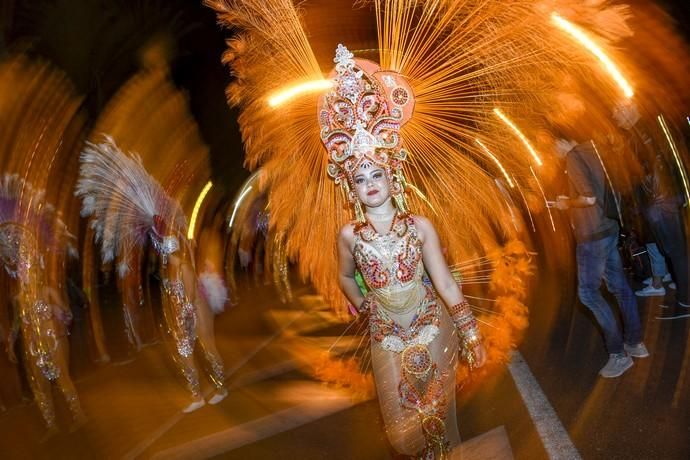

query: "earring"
left=354, top=199, right=366, bottom=224
left=392, top=168, right=409, bottom=214
left=393, top=192, right=409, bottom=214
left=342, top=180, right=366, bottom=224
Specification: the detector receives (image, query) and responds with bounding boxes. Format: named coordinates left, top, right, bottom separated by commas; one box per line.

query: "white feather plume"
left=75, top=135, right=188, bottom=265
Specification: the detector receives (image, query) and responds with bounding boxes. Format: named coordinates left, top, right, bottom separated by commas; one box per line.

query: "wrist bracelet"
left=357, top=296, right=372, bottom=313
left=449, top=300, right=478, bottom=333
left=449, top=300, right=472, bottom=318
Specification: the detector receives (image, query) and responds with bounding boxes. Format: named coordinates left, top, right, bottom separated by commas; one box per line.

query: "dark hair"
left=546, top=120, right=578, bottom=142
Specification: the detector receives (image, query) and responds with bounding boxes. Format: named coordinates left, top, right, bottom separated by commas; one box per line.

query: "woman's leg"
left=371, top=305, right=460, bottom=457
left=25, top=351, right=57, bottom=431
left=371, top=340, right=425, bottom=455
left=195, top=304, right=227, bottom=401
left=197, top=338, right=226, bottom=392
left=53, top=342, right=86, bottom=426
left=161, top=294, right=204, bottom=407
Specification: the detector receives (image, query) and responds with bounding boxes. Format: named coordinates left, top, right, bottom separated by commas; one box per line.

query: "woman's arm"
left=46, top=286, right=73, bottom=326
left=415, top=216, right=463, bottom=305
left=415, top=216, right=486, bottom=368
left=337, top=225, right=366, bottom=311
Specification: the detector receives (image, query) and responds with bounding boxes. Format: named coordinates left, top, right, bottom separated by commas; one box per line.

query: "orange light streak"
left=551, top=13, right=633, bottom=99
left=188, top=181, right=213, bottom=240
left=530, top=166, right=556, bottom=233
left=475, top=139, right=515, bottom=188
left=268, top=80, right=333, bottom=107
left=493, top=108, right=543, bottom=166
left=658, top=115, right=690, bottom=205
left=228, top=185, right=253, bottom=230
left=513, top=177, right=536, bottom=233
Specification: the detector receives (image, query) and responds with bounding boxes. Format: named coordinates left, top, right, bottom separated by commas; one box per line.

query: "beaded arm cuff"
left=356, top=295, right=373, bottom=314
left=449, top=300, right=482, bottom=369
left=449, top=300, right=478, bottom=335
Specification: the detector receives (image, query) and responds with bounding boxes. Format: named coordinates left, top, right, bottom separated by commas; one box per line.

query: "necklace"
left=366, top=206, right=397, bottom=220
left=366, top=213, right=396, bottom=222
left=367, top=213, right=398, bottom=235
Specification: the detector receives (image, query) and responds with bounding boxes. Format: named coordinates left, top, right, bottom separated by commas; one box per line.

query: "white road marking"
left=508, top=351, right=582, bottom=460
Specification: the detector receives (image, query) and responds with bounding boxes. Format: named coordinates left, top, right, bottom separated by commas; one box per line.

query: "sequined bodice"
left=354, top=215, right=425, bottom=314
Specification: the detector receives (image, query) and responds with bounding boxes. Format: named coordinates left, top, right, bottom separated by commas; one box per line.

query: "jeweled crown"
left=318, top=44, right=415, bottom=187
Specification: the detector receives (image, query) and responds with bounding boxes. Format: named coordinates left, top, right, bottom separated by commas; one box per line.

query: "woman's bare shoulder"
left=409, top=214, right=437, bottom=241
left=410, top=214, right=434, bottom=230
left=338, top=222, right=356, bottom=243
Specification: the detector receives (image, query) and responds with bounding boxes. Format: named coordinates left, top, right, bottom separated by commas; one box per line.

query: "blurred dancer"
left=76, top=137, right=227, bottom=412
left=161, top=247, right=228, bottom=411
left=2, top=226, right=86, bottom=437
left=554, top=131, right=647, bottom=377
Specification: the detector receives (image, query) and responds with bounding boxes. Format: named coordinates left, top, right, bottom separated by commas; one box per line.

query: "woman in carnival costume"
left=76, top=137, right=228, bottom=412
left=206, top=0, right=638, bottom=457
left=0, top=177, right=85, bottom=437
left=326, top=45, right=485, bottom=458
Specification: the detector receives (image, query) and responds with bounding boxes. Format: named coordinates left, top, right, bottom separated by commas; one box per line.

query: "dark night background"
left=0, top=0, right=689, bottom=197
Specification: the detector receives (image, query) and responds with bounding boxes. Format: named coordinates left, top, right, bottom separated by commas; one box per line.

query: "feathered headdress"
left=76, top=136, right=188, bottom=271
left=206, top=0, right=635, bottom=308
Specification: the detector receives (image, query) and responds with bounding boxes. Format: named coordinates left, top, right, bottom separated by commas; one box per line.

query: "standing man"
left=612, top=101, right=689, bottom=318
left=554, top=134, right=648, bottom=378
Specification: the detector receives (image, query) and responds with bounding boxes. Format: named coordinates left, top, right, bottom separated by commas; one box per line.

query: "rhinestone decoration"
left=162, top=278, right=197, bottom=357
left=391, top=87, right=409, bottom=106
left=401, top=344, right=433, bottom=378
left=382, top=75, right=397, bottom=88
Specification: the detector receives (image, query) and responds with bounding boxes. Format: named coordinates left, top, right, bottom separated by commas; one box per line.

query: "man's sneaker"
left=655, top=304, right=690, bottom=320
left=600, top=353, right=634, bottom=378
left=643, top=274, right=673, bottom=285
left=624, top=342, right=649, bottom=358
left=635, top=285, right=665, bottom=297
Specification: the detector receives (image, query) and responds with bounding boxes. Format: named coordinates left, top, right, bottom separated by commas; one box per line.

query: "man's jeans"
left=645, top=242, right=668, bottom=278
left=576, top=234, right=642, bottom=354
left=649, top=210, right=689, bottom=305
